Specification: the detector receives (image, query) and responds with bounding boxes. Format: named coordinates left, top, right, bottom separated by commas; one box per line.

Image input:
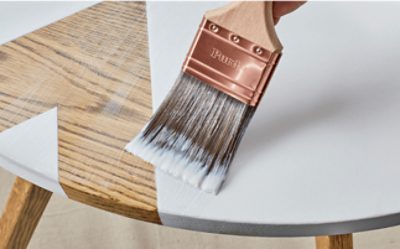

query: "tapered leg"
left=0, top=177, right=52, bottom=249
left=315, top=234, right=353, bottom=249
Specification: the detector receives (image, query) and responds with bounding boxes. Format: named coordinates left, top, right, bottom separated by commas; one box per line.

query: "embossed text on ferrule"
left=210, top=47, right=240, bottom=69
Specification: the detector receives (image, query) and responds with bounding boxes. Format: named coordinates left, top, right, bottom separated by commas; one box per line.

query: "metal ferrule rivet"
left=209, top=24, right=219, bottom=33
left=254, top=47, right=263, bottom=55
left=231, top=35, right=240, bottom=43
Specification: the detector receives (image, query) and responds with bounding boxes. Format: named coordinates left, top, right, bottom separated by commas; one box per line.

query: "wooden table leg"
left=0, top=177, right=52, bottom=249
left=315, top=234, right=353, bottom=249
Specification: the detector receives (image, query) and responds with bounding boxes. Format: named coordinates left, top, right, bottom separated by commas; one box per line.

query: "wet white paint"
left=0, top=2, right=97, bottom=45
left=147, top=2, right=400, bottom=236
left=0, top=108, right=65, bottom=196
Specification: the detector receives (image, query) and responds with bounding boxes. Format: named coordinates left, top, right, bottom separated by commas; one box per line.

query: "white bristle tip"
left=187, top=166, right=208, bottom=188
left=168, top=157, right=188, bottom=177
left=201, top=169, right=225, bottom=194
left=181, top=162, right=202, bottom=182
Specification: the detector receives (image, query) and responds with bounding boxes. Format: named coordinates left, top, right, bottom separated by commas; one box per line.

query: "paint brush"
left=126, top=2, right=283, bottom=194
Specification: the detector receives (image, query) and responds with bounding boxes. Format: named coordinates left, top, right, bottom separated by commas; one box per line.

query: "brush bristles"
left=125, top=72, right=255, bottom=194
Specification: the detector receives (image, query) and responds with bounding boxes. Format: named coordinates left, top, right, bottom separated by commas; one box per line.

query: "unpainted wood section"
left=0, top=177, right=52, bottom=249
left=205, top=1, right=282, bottom=52
left=0, top=2, right=160, bottom=223
left=315, top=234, right=353, bottom=249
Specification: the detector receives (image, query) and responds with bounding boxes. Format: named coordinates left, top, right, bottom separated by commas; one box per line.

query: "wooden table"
left=0, top=2, right=159, bottom=248
left=1, top=2, right=399, bottom=249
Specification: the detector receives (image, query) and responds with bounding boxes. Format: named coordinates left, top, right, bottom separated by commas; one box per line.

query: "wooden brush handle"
left=205, top=1, right=282, bottom=52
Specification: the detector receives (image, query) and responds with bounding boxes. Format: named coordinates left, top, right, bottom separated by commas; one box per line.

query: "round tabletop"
left=1, top=1, right=400, bottom=237
left=147, top=2, right=400, bottom=236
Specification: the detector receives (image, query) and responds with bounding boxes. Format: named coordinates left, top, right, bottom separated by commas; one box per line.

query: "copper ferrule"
left=183, top=18, right=281, bottom=106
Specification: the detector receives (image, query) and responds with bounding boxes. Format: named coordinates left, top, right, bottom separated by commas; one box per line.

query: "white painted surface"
left=0, top=2, right=97, bottom=45
left=148, top=2, right=400, bottom=235
left=0, top=108, right=65, bottom=196
left=0, top=2, right=97, bottom=195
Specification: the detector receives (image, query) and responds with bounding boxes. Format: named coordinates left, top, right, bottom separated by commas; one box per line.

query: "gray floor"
left=1, top=168, right=399, bottom=249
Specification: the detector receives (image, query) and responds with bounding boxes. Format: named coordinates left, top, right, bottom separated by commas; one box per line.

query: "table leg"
left=0, top=177, right=52, bottom=249
left=315, top=234, right=353, bottom=249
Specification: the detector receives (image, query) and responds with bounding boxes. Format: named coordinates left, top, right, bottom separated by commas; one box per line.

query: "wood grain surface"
left=0, top=177, right=52, bottom=249
left=0, top=2, right=160, bottom=223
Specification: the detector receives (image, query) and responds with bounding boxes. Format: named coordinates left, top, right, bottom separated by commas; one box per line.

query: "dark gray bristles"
left=125, top=72, right=255, bottom=194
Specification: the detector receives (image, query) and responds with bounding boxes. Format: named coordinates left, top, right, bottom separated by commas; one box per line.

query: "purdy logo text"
left=210, top=48, right=240, bottom=69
